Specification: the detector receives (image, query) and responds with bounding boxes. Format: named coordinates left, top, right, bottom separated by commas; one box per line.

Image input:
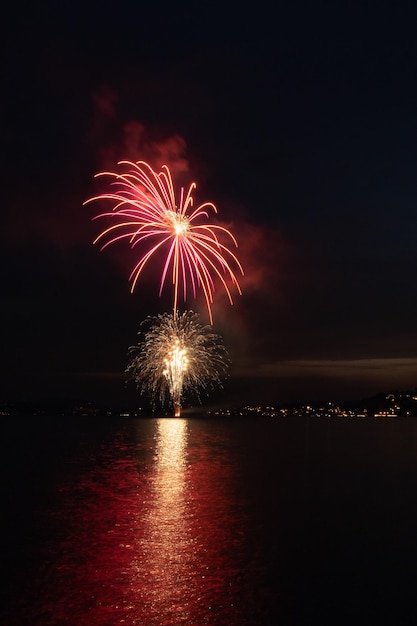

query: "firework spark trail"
left=84, top=160, right=243, bottom=324
left=126, top=311, right=229, bottom=416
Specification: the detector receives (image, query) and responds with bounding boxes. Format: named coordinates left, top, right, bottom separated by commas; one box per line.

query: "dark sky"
left=2, top=1, right=417, bottom=406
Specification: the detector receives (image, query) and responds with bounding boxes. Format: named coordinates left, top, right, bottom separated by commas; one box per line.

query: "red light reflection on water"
left=133, top=418, right=198, bottom=623
left=4, top=419, right=252, bottom=626
left=132, top=418, right=249, bottom=625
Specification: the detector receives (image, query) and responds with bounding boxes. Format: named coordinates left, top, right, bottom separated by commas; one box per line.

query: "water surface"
left=1, top=415, right=417, bottom=625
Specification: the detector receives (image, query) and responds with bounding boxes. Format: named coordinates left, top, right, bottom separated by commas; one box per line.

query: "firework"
left=84, top=160, right=243, bottom=324
left=126, top=311, right=229, bottom=416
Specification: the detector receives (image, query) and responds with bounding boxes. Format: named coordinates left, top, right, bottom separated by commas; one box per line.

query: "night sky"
left=2, top=1, right=417, bottom=407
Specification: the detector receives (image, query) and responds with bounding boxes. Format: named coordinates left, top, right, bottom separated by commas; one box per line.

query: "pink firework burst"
left=84, top=160, right=243, bottom=323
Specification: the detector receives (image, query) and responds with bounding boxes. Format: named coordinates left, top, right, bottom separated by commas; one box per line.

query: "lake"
left=1, top=415, right=417, bottom=625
